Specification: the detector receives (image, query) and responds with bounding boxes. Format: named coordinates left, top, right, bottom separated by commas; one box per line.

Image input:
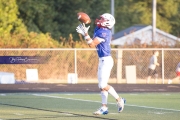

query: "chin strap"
left=95, top=18, right=107, bottom=28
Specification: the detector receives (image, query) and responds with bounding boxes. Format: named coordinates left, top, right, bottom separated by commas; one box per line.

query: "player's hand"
left=76, top=23, right=90, bottom=36
left=76, top=25, right=85, bottom=36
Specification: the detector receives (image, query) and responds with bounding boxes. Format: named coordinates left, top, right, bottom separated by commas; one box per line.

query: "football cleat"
left=93, top=106, right=108, bottom=115
left=117, top=98, right=126, bottom=113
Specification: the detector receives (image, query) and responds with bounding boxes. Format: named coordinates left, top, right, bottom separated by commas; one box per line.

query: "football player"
left=168, top=62, right=180, bottom=84
left=76, top=13, right=125, bottom=115
left=146, top=50, right=159, bottom=84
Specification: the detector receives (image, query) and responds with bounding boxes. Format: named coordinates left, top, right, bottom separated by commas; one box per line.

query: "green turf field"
left=0, top=93, right=180, bottom=120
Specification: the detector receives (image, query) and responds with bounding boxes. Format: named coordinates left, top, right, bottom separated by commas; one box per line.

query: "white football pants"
left=98, top=56, right=114, bottom=89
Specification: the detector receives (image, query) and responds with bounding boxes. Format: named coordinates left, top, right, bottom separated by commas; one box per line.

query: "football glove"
left=76, top=23, right=90, bottom=36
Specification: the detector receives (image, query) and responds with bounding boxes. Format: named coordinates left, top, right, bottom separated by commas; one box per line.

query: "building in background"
left=111, top=25, right=180, bottom=47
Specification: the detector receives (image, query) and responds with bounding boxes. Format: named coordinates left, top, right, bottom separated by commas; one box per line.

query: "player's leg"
left=147, top=68, right=152, bottom=84
left=147, top=76, right=151, bottom=84
left=172, top=72, right=180, bottom=84
left=93, top=58, right=109, bottom=115
left=99, top=56, right=125, bottom=113
left=98, top=58, right=110, bottom=109
left=153, top=69, right=158, bottom=84
left=176, top=72, right=180, bottom=84
left=154, top=74, right=158, bottom=84
left=93, top=89, right=109, bottom=115
left=99, top=84, right=125, bottom=113
left=107, top=85, right=125, bottom=112
left=168, top=72, right=180, bottom=84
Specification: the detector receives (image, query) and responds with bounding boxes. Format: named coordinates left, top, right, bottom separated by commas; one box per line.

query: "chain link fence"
left=0, top=48, right=179, bottom=84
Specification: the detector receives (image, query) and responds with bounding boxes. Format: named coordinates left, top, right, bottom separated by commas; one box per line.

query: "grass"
left=0, top=93, right=180, bottom=120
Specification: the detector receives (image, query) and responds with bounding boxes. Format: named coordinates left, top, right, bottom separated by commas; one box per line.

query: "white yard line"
left=13, top=113, right=24, bottom=116
left=32, top=94, right=180, bottom=112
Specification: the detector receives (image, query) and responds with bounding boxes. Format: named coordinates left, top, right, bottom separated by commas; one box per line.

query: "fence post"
left=74, top=49, right=77, bottom=74
left=117, top=49, right=123, bottom=83
left=162, top=48, right=164, bottom=84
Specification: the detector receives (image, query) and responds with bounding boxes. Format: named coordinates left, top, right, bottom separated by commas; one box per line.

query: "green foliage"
left=0, top=0, right=180, bottom=48
left=0, top=31, right=90, bottom=48
left=59, top=34, right=89, bottom=48
left=17, top=0, right=61, bottom=39
left=0, top=0, right=26, bottom=35
left=0, top=0, right=91, bottom=48
left=115, top=0, right=180, bottom=35
left=0, top=31, right=59, bottom=48
left=16, top=0, right=110, bottom=40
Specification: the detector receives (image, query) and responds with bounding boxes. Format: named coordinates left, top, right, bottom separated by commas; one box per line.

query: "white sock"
left=108, top=86, right=119, bottom=100
left=101, top=91, right=108, bottom=105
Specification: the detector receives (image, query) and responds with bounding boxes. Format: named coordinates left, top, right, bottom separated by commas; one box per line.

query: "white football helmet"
left=95, top=13, right=115, bottom=29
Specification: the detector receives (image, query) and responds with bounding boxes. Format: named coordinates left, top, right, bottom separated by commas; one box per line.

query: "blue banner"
left=0, top=56, right=48, bottom=64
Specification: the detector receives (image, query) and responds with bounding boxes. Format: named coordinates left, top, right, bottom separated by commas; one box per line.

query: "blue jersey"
left=93, top=27, right=112, bottom=58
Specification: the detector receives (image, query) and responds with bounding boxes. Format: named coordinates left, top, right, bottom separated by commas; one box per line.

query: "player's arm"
left=176, top=62, right=180, bottom=72
left=76, top=23, right=101, bottom=47
left=154, top=57, right=159, bottom=66
left=84, top=33, right=100, bottom=48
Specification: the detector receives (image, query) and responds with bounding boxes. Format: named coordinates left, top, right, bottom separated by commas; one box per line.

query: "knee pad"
left=98, top=82, right=108, bottom=89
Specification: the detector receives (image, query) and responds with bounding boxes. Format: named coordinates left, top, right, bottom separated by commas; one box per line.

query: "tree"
left=17, top=0, right=111, bottom=40
left=0, top=0, right=26, bottom=36
left=115, top=0, right=180, bottom=36
left=17, top=0, right=61, bottom=39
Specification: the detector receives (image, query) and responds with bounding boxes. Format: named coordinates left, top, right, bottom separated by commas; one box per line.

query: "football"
left=77, top=12, right=91, bottom=24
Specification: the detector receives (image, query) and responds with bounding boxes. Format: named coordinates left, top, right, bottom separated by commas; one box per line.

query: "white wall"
left=111, top=29, right=177, bottom=46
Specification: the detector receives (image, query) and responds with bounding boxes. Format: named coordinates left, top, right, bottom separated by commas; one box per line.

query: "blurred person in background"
left=146, top=50, right=160, bottom=84
left=168, top=62, right=180, bottom=84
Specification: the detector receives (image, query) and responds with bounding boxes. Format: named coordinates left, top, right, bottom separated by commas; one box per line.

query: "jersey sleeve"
left=93, top=27, right=110, bottom=43
left=95, top=30, right=108, bottom=39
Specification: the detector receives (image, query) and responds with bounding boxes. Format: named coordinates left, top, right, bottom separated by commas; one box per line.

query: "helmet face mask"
left=95, top=13, right=115, bottom=29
